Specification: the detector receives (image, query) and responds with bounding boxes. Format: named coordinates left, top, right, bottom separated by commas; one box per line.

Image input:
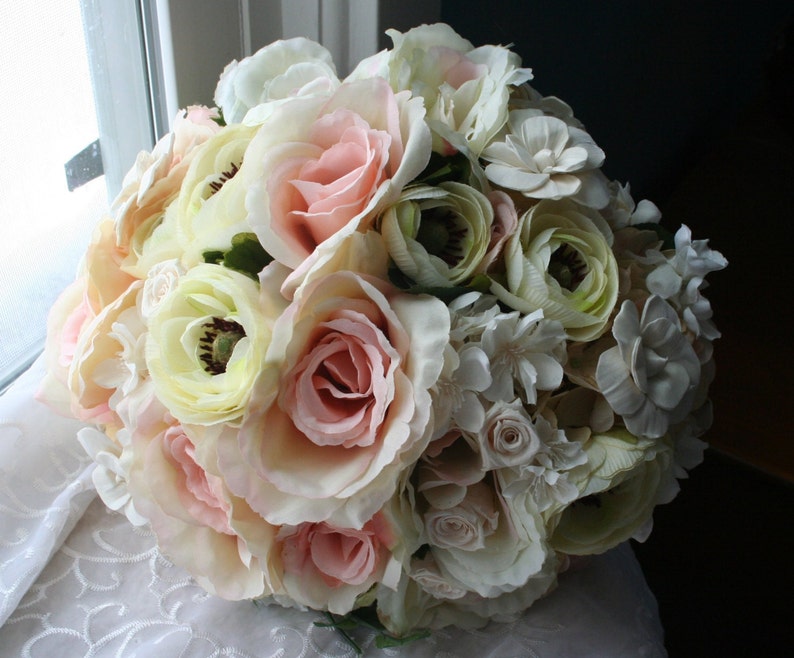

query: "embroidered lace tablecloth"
left=0, top=358, right=666, bottom=657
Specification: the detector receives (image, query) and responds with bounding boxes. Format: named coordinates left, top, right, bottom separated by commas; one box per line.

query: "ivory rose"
left=38, top=277, right=92, bottom=417
left=214, top=37, right=339, bottom=124
left=378, top=23, right=533, bottom=155
left=218, top=271, right=449, bottom=529
left=241, top=77, right=431, bottom=269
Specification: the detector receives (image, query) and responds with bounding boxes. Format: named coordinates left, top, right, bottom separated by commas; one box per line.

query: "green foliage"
left=315, top=606, right=431, bottom=655
left=203, top=233, right=272, bottom=280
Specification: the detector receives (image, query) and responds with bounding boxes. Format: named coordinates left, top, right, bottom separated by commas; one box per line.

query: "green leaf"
left=374, top=629, right=432, bottom=649
left=202, top=233, right=273, bottom=280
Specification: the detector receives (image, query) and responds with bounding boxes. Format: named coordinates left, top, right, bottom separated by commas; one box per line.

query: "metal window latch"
left=64, top=139, right=104, bottom=191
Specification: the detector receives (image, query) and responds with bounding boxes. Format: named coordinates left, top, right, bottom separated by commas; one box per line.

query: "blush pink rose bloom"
left=126, top=389, right=281, bottom=600
left=217, top=271, right=450, bottom=529
left=241, top=77, right=431, bottom=269
left=37, top=277, right=93, bottom=417
left=277, top=514, right=394, bottom=614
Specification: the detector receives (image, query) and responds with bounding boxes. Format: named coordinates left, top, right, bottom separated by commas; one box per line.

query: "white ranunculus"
left=596, top=296, right=701, bottom=439
left=132, top=122, right=258, bottom=277
left=214, top=37, right=339, bottom=124
left=381, top=182, right=494, bottom=287
left=482, top=109, right=609, bottom=208
left=490, top=199, right=619, bottom=341
left=145, top=263, right=277, bottom=425
left=550, top=430, right=678, bottom=555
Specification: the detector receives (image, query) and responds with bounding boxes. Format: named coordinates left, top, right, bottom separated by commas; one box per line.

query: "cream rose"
left=145, top=263, right=279, bottom=425
left=218, top=271, right=449, bottom=529
left=214, top=37, right=338, bottom=124
left=68, top=280, right=143, bottom=424
left=490, top=198, right=619, bottom=341
left=381, top=23, right=533, bottom=155
left=241, top=77, right=431, bottom=270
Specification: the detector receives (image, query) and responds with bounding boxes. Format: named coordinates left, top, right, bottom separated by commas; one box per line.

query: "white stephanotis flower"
left=77, top=426, right=147, bottom=526
left=214, top=37, right=339, bottom=124
left=642, top=224, right=727, bottom=340
left=432, top=342, right=492, bottom=437
left=601, top=180, right=662, bottom=230
left=596, top=296, right=701, bottom=439
left=482, top=109, right=609, bottom=208
left=479, top=308, right=567, bottom=404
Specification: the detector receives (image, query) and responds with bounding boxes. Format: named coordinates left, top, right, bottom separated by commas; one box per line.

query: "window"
left=0, top=0, right=439, bottom=390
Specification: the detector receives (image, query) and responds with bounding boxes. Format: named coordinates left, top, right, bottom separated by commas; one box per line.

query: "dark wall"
left=441, top=1, right=792, bottom=205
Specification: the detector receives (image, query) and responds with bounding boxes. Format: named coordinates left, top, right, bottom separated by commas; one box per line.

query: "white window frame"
left=84, top=0, right=439, bottom=198
left=150, top=0, right=440, bottom=131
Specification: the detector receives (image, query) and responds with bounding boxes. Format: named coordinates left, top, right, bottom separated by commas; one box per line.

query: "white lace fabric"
left=0, top=358, right=667, bottom=657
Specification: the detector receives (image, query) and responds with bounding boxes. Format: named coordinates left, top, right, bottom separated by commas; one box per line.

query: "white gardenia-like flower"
left=482, top=109, right=609, bottom=208
left=596, top=296, right=701, bottom=439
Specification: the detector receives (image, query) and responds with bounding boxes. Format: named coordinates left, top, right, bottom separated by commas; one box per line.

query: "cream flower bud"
left=381, top=182, right=494, bottom=287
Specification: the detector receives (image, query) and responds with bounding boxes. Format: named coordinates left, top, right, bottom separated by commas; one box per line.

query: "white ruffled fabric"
left=0, top=357, right=666, bottom=657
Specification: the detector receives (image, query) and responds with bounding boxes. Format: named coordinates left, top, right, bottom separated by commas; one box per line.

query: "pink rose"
left=37, top=277, right=92, bottom=417
left=277, top=514, right=393, bottom=614
left=218, top=271, right=449, bottom=529
left=127, top=393, right=281, bottom=600
left=243, top=77, right=430, bottom=269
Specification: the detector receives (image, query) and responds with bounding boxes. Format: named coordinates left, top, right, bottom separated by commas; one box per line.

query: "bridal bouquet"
left=40, top=23, right=726, bottom=639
